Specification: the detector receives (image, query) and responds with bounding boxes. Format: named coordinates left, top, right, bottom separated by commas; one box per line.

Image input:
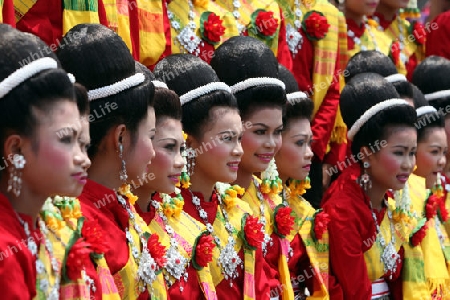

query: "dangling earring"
left=185, top=147, right=196, bottom=177
left=338, top=0, right=344, bottom=11
left=177, top=132, right=191, bottom=189
left=358, top=162, right=372, bottom=191
left=7, top=154, right=26, bottom=197
left=118, top=141, right=128, bottom=182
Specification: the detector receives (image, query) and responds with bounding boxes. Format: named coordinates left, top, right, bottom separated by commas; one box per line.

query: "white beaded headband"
left=230, top=77, right=286, bottom=94
left=347, top=98, right=410, bottom=141
left=180, top=82, right=231, bottom=106
left=424, top=90, right=450, bottom=101
left=87, top=73, right=145, bottom=101
left=152, top=80, right=168, bottom=89
left=416, top=105, right=437, bottom=117
left=286, top=91, right=308, bottom=105
left=385, top=74, right=407, bottom=83
left=0, top=57, right=66, bottom=100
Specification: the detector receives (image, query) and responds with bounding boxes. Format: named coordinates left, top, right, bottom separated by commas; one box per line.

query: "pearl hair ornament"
left=87, top=73, right=145, bottom=101
left=384, top=74, right=407, bottom=84
left=179, top=82, right=231, bottom=106
left=286, top=91, right=308, bottom=105
left=424, top=90, right=450, bottom=101
left=416, top=105, right=437, bottom=117
left=230, top=77, right=286, bottom=94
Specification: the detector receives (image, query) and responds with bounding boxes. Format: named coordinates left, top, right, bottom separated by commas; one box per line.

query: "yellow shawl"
left=62, top=0, right=100, bottom=35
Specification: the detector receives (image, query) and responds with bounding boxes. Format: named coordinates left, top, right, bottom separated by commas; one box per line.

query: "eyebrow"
left=157, top=138, right=177, bottom=142
left=252, top=123, right=283, bottom=129
left=392, top=145, right=416, bottom=150
left=219, top=130, right=238, bottom=135
left=291, top=133, right=312, bottom=139
left=57, top=127, right=78, bottom=137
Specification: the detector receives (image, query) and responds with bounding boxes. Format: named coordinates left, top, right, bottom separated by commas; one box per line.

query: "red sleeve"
left=16, top=0, right=63, bottom=46
left=324, top=200, right=372, bottom=300
left=406, top=53, right=418, bottom=82
left=255, top=247, right=272, bottom=299
left=323, top=141, right=347, bottom=166
left=426, top=12, right=450, bottom=60
left=276, top=8, right=293, bottom=70
left=290, top=31, right=314, bottom=93
left=2, top=0, right=15, bottom=27
left=310, top=56, right=341, bottom=161
left=167, top=265, right=205, bottom=300
left=0, top=239, right=36, bottom=299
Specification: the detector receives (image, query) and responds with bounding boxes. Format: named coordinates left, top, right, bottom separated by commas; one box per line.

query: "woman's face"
left=367, top=126, right=417, bottom=191
left=18, top=101, right=91, bottom=198
left=346, top=0, right=380, bottom=17
left=275, top=118, right=313, bottom=181
left=123, top=107, right=156, bottom=184
left=240, top=107, right=283, bottom=174
left=143, top=118, right=185, bottom=194
left=415, top=127, right=447, bottom=186
left=190, top=108, right=244, bottom=184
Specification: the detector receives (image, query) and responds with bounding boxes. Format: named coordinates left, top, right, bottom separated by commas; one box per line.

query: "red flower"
left=244, top=215, right=264, bottom=249
left=147, top=234, right=167, bottom=268
left=203, top=13, right=225, bottom=43
left=81, top=219, right=108, bottom=255
left=439, top=200, right=449, bottom=222
left=303, top=11, right=330, bottom=40
left=194, top=234, right=215, bottom=268
left=425, top=195, right=439, bottom=220
left=390, top=41, right=401, bottom=65
left=255, top=11, right=278, bottom=36
left=313, top=211, right=330, bottom=241
left=411, top=224, right=428, bottom=247
left=274, top=206, right=295, bottom=237
left=412, top=22, right=426, bottom=45
left=66, top=239, right=92, bottom=281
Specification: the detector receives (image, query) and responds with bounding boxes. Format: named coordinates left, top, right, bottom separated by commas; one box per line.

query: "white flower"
left=199, top=209, right=207, bottom=219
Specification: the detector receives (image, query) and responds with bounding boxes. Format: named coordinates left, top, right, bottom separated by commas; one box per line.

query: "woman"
left=274, top=65, right=330, bottom=299
left=0, top=24, right=87, bottom=298
left=154, top=53, right=270, bottom=299
left=406, top=106, right=450, bottom=298
left=56, top=23, right=168, bottom=299
left=426, top=0, right=450, bottom=59
left=322, top=72, right=417, bottom=299
left=133, top=73, right=217, bottom=299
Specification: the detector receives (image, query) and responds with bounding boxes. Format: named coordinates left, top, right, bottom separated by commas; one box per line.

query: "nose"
left=174, top=151, right=185, bottom=169
left=264, top=135, right=276, bottom=149
left=438, top=154, right=446, bottom=168
left=305, top=144, right=314, bottom=160
left=74, top=145, right=91, bottom=170
left=149, top=143, right=156, bottom=163
left=233, top=140, right=244, bottom=157
left=402, top=154, right=415, bottom=171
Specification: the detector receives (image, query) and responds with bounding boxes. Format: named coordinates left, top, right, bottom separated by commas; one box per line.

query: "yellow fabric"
left=408, top=174, right=450, bottom=298
left=243, top=248, right=256, bottom=300
left=168, top=0, right=239, bottom=55
left=0, top=0, right=3, bottom=23
left=13, top=0, right=36, bottom=22
left=136, top=0, right=166, bottom=67
left=101, top=0, right=118, bottom=32
left=115, top=1, right=132, bottom=55
left=63, top=10, right=100, bottom=35
left=346, top=22, right=391, bottom=59
left=241, top=177, right=294, bottom=300
left=149, top=210, right=217, bottom=299
left=215, top=0, right=282, bottom=55
left=445, top=193, right=450, bottom=238
left=382, top=16, right=425, bottom=75
left=286, top=195, right=329, bottom=300
left=114, top=205, right=167, bottom=299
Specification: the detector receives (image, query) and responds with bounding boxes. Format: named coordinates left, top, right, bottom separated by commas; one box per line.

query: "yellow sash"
left=241, top=177, right=294, bottom=300
left=287, top=195, right=329, bottom=300
left=113, top=205, right=167, bottom=299
left=168, top=0, right=238, bottom=56
left=148, top=210, right=217, bottom=299
left=62, top=0, right=100, bottom=35
left=346, top=21, right=391, bottom=59
left=408, top=174, right=450, bottom=298
left=13, top=0, right=36, bottom=22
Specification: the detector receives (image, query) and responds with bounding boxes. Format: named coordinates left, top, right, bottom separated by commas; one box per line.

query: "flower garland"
left=260, top=158, right=283, bottom=195
left=409, top=21, right=426, bottom=45
left=286, top=177, right=311, bottom=199
left=116, top=185, right=167, bottom=292
left=285, top=0, right=305, bottom=55
left=392, top=183, right=417, bottom=237
left=347, top=16, right=380, bottom=52
left=150, top=190, right=189, bottom=292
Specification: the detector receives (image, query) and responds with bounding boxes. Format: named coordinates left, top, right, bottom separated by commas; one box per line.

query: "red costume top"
left=0, top=193, right=37, bottom=299
left=181, top=187, right=271, bottom=299
left=321, top=164, right=403, bottom=300
left=426, top=11, right=450, bottom=60
left=1, top=0, right=15, bottom=26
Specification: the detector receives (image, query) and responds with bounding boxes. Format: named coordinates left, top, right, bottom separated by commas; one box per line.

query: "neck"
left=0, top=181, right=44, bottom=229
left=376, top=4, right=398, bottom=22
left=365, top=181, right=386, bottom=211
left=279, top=173, right=288, bottom=185
left=190, top=172, right=215, bottom=202
left=88, top=154, right=122, bottom=191
left=134, top=186, right=155, bottom=212
left=345, top=9, right=365, bottom=26
left=234, top=167, right=253, bottom=190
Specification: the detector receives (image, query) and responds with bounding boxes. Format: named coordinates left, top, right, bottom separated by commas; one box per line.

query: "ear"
left=360, top=146, right=375, bottom=165
left=3, top=134, right=24, bottom=159
left=186, top=134, right=200, bottom=150
left=112, top=124, right=128, bottom=150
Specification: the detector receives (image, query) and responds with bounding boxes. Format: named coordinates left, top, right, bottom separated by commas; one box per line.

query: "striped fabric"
left=13, top=0, right=37, bottom=21
left=62, top=0, right=100, bottom=35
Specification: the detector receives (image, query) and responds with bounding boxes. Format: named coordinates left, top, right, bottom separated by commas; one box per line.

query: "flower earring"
left=8, top=154, right=26, bottom=197
left=185, top=147, right=196, bottom=177
left=118, top=140, right=128, bottom=183
left=358, top=161, right=372, bottom=191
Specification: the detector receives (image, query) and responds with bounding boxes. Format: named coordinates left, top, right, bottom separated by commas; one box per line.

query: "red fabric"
left=426, top=11, right=450, bottom=60
left=321, top=164, right=403, bottom=299
left=134, top=200, right=155, bottom=225
left=2, top=0, right=15, bottom=27
left=323, top=141, right=348, bottom=167
left=129, top=0, right=140, bottom=61
left=181, top=188, right=271, bottom=299
left=148, top=0, right=172, bottom=71
left=167, top=265, right=205, bottom=300
left=78, top=180, right=130, bottom=279
left=276, top=7, right=292, bottom=68
left=0, top=193, right=37, bottom=299
left=372, top=12, right=393, bottom=30
left=97, top=0, right=109, bottom=28
left=16, top=0, right=63, bottom=46
left=346, top=18, right=366, bottom=51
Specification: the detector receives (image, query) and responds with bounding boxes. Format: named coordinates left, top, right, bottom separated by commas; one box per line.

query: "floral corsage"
left=273, top=204, right=295, bottom=238
left=302, top=10, right=330, bottom=41
left=200, top=12, right=226, bottom=45
left=248, top=9, right=279, bottom=40
left=239, top=213, right=264, bottom=250
left=192, top=231, right=216, bottom=270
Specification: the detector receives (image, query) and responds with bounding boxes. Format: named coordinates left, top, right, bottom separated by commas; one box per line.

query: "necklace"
left=116, top=190, right=160, bottom=292
left=189, top=188, right=243, bottom=286
left=166, top=0, right=203, bottom=55
left=150, top=194, right=189, bottom=292
left=347, top=17, right=379, bottom=52
left=16, top=213, right=60, bottom=300
left=368, top=199, right=401, bottom=279
left=252, top=177, right=273, bottom=256
left=286, top=0, right=305, bottom=55
left=232, top=0, right=246, bottom=35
